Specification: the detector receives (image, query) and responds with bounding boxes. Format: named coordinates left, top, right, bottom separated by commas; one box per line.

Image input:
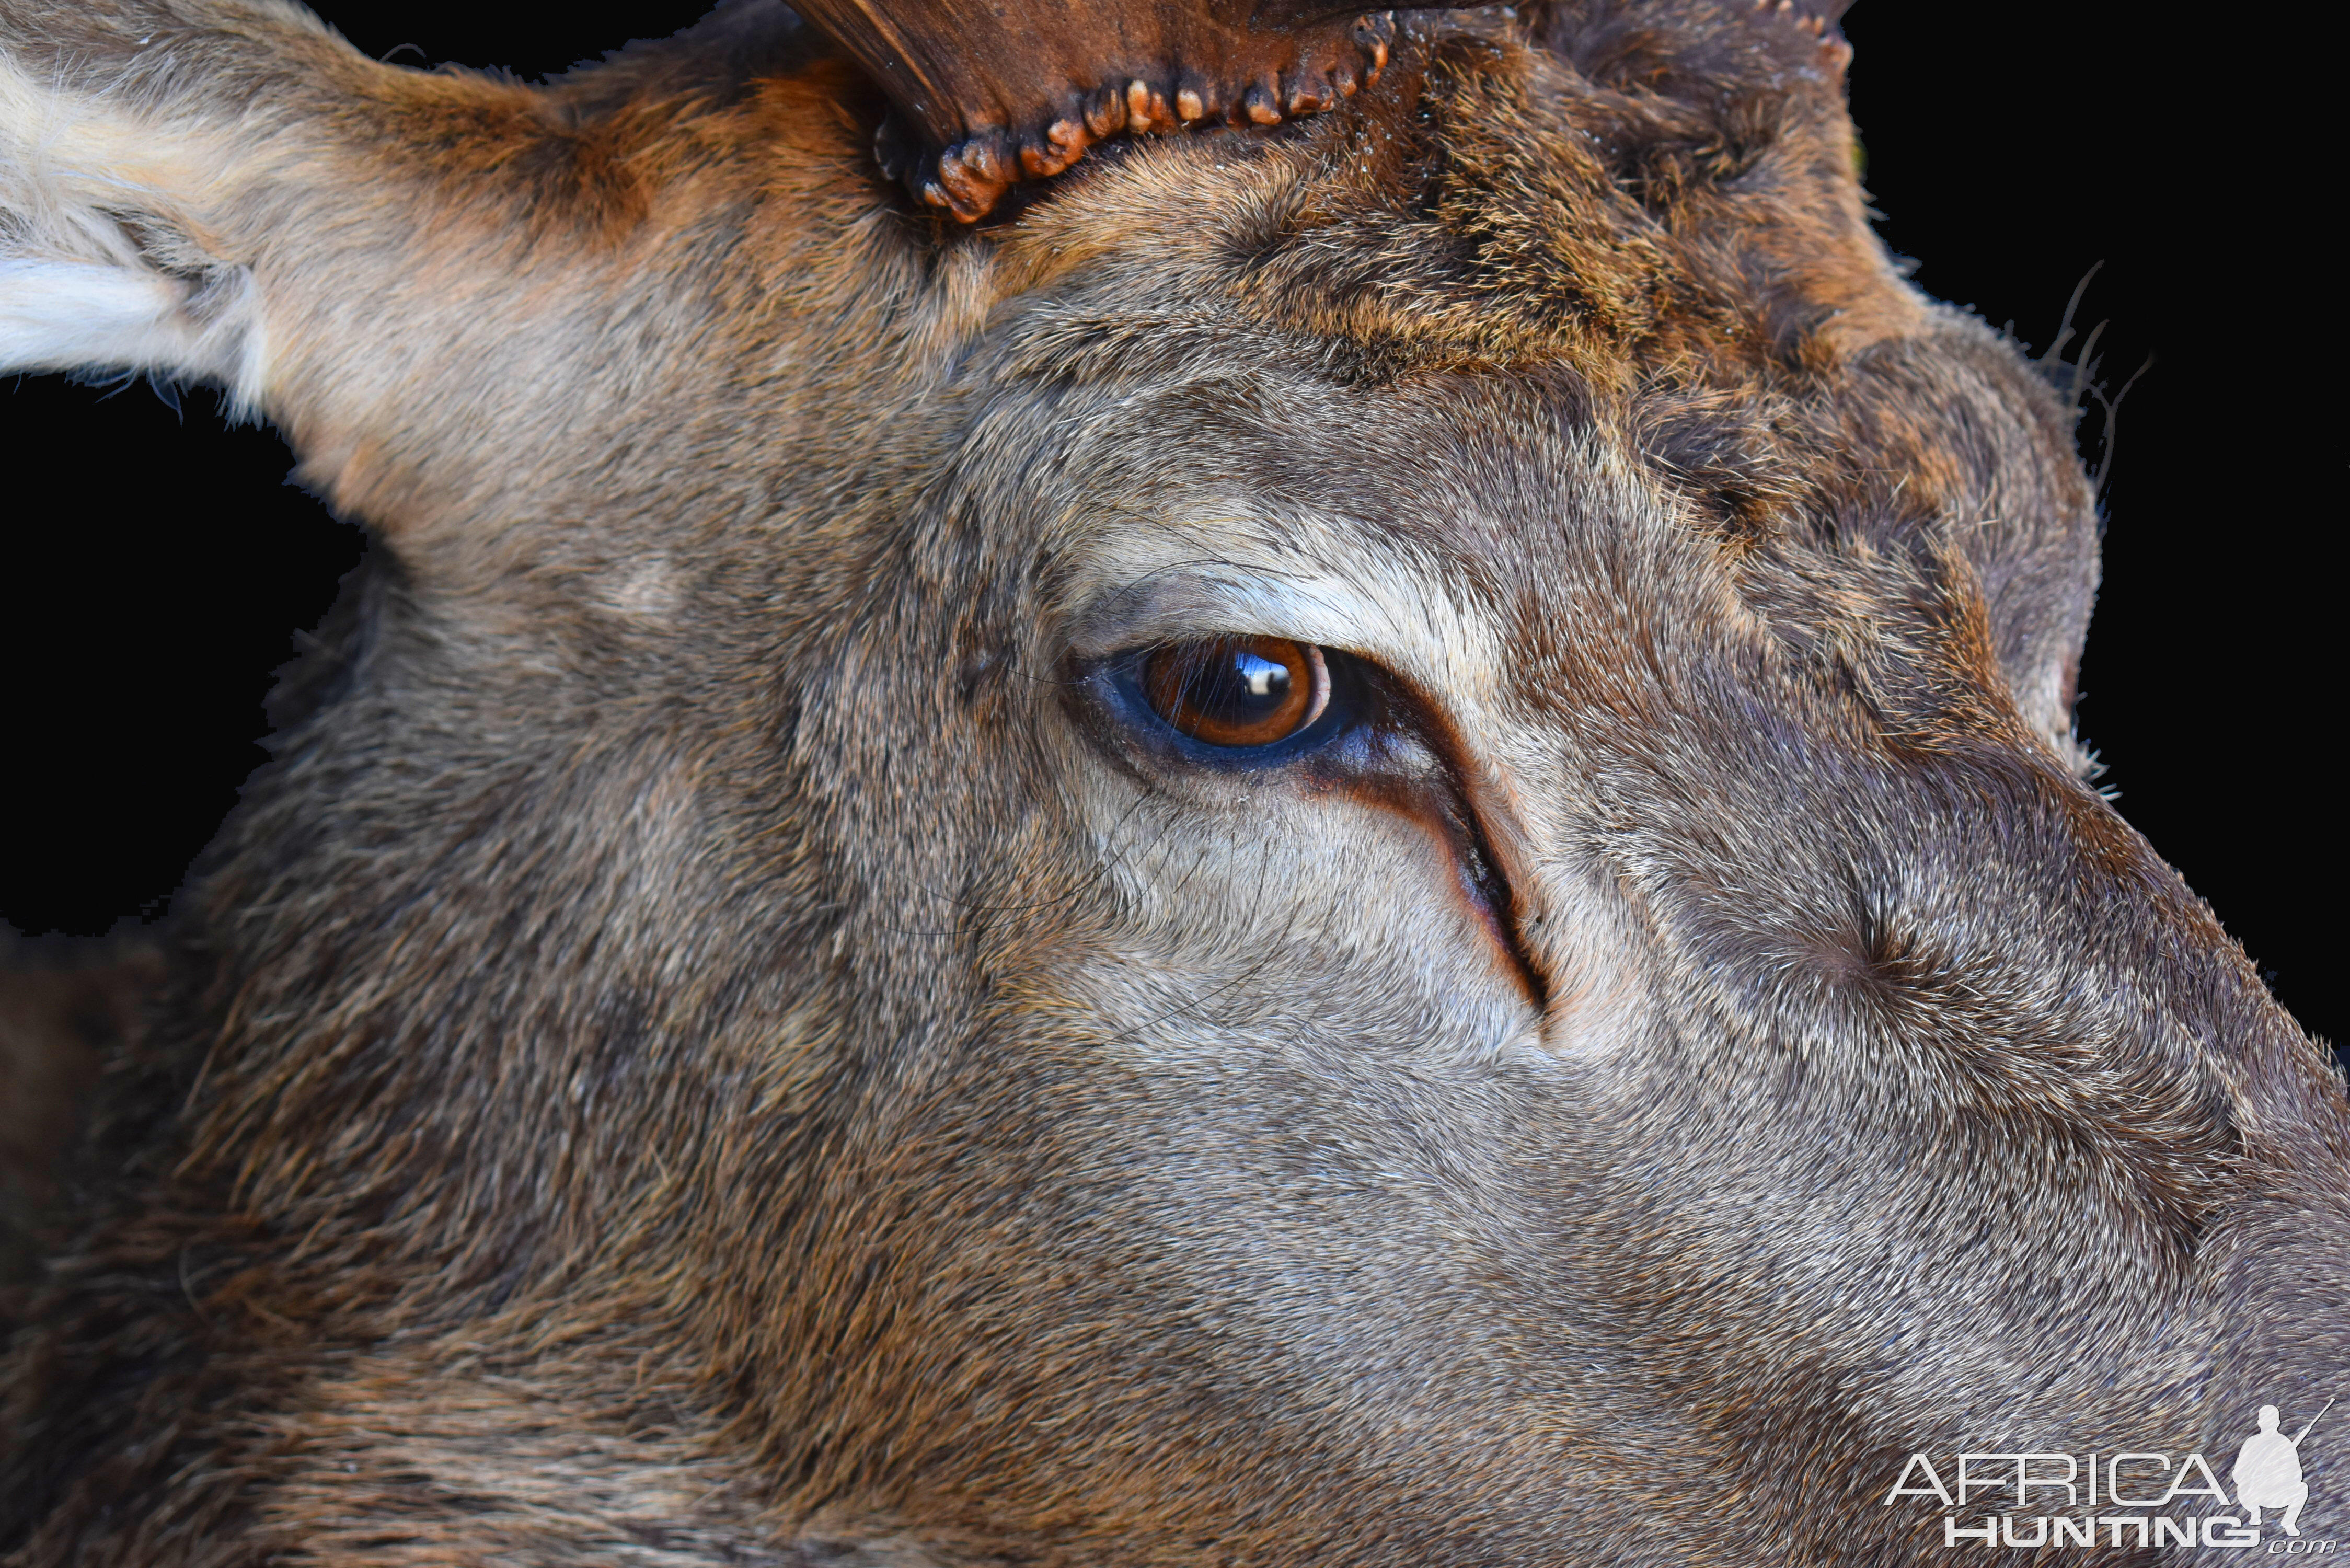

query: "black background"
left=3, top=5, right=2336, bottom=1053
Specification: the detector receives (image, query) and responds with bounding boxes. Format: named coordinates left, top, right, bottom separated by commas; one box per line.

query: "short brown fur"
left=1, top=2, right=2342, bottom=1564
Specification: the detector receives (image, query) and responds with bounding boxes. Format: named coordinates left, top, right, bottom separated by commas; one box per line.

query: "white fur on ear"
left=0, top=256, right=262, bottom=406
left=0, top=58, right=269, bottom=412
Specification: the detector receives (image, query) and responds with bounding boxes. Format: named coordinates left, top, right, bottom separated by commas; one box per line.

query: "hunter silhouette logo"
left=2237, top=1399, right=2329, bottom=1537
left=1883, top=1398, right=2334, bottom=1550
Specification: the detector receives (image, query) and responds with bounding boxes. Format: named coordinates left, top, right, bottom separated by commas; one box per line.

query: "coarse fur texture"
left=1, top=1, right=2344, bottom=1563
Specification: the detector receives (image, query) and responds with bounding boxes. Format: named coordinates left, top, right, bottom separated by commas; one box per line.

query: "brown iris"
left=1142, top=636, right=1329, bottom=748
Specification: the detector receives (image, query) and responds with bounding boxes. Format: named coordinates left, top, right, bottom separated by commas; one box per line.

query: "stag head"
left=1, top=0, right=2342, bottom=1563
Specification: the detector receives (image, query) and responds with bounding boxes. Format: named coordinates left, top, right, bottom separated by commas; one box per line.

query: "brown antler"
left=791, top=0, right=1440, bottom=221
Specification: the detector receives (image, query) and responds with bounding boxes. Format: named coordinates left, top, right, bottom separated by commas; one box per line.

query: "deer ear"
left=0, top=51, right=271, bottom=412
left=0, top=4, right=823, bottom=547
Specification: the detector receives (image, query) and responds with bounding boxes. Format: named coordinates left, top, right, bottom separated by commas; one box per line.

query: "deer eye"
left=1141, top=636, right=1330, bottom=749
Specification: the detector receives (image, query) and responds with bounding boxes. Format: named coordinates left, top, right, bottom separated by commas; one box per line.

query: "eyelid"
left=1062, top=577, right=1496, bottom=777
left=1059, top=570, right=1368, bottom=666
